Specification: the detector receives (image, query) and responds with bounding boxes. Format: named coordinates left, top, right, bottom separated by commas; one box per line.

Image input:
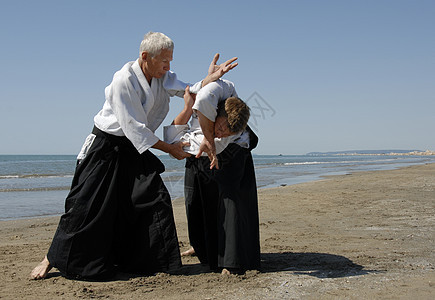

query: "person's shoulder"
left=116, top=61, right=136, bottom=74
left=197, top=81, right=223, bottom=97
left=215, top=79, right=236, bottom=93
left=202, top=78, right=231, bottom=91
left=220, top=78, right=235, bottom=87
left=112, top=61, right=137, bottom=83
left=210, top=78, right=234, bottom=88
left=196, top=79, right=236, bottom=100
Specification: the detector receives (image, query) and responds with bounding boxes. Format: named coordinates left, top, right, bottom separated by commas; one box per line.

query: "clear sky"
left=1, top=0, right=434, bottom=155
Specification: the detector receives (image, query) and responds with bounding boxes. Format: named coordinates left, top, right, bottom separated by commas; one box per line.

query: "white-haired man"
left=30, top=32, right=237, bottom=280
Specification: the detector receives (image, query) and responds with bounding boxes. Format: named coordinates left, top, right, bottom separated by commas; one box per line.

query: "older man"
left=30, top=32, right=237, bottom=280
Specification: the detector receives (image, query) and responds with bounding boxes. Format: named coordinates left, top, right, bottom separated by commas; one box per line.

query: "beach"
left=1, top=163, right=434, bottom=299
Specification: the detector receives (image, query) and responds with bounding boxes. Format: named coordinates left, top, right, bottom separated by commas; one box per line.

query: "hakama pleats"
left=47, top=127, right=181, bottom=280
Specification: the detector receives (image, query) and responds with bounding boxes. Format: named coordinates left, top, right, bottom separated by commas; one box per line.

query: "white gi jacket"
left=163, top=79, right=250, bottom=156
left=78, top=59, right=202, bottom=159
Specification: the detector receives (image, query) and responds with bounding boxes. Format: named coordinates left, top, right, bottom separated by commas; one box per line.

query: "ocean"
left=1, top=154, right=434, bottom=221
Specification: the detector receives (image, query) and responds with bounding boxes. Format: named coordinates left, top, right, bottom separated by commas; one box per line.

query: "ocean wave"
left=283, top=161, right=331, bottom=166
left=0, top=186, right=71, bottom=192
left=0, top=174, right=74, bottom=179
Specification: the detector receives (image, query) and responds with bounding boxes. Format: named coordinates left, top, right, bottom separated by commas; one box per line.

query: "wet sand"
left=1, top=163, right=434, bottom=299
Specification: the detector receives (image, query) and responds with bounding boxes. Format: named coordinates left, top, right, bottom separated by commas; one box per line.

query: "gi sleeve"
left=163, top=71, right=202, bottom=97
left=192, top=81, right=222, bottom=122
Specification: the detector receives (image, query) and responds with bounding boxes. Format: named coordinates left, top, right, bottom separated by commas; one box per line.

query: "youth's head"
left=215, top=97, right=250, bottom=138
left=139, top=32, right=174, bottom=82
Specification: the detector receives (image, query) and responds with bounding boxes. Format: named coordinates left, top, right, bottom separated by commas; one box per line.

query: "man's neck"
left=139, top=58, right=153, bottom=84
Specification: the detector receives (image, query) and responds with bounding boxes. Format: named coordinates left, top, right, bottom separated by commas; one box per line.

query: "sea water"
left=1, top=154, right=434, bottom=221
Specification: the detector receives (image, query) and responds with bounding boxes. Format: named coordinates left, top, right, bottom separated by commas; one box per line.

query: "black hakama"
left=184, top=129, right=260, bottom=271
left=47, top=127, right=181, bottom=280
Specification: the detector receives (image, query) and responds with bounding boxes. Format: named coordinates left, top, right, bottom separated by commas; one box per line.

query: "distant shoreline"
left=307, top=150, right=435, bottom=156
left=334, top=150, right=435, bottom=156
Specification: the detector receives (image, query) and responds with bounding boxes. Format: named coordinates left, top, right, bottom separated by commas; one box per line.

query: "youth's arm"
left=196, top=110, right=219, bottom=169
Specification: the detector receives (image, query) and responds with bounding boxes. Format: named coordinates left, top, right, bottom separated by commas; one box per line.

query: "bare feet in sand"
left=221, top=268, right=231, bottom=275
left=181, top=247, right=196, bottom=257
left=221, top=268, right=244, bottom=276
left=30, top=256, right=52, bottom=280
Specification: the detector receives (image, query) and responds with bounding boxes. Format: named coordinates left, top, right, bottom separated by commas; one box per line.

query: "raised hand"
left=202, top=54, right=238, bottom=87
left=208, top=53, right=238, bottom=77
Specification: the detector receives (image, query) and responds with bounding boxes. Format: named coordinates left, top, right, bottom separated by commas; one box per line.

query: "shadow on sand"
left=260, top=252, right=372, bottom=278
left=43, top=252, right=372, bottom=281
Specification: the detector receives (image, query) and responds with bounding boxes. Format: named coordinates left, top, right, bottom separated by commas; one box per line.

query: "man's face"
left=215, top=116, right=232, bottom=138
left=143, top=48, right=173, bottom=81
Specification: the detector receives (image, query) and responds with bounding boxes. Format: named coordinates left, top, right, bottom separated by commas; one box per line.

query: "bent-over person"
left=173, top=79, right=261, bottom=275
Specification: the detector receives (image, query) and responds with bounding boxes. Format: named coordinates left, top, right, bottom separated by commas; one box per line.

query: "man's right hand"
left=169, top=141, right=191, bottom=160
left=152, top=140, right=191, bottom=160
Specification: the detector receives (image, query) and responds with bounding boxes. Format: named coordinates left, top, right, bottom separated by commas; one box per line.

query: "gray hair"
left=139, top=32, right=174, bottom=58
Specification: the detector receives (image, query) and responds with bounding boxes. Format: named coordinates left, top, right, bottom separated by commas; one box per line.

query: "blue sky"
left=1, top=0, right=434, bottom=155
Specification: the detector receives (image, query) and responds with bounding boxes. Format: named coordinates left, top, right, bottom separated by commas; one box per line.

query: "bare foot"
left=181, top=247, right=195, bottom=257
left=30, top=256, right=52, bottom=280
left=221, top=268, right=243, bottom=275
left=221, top=268, right=231, bottom=275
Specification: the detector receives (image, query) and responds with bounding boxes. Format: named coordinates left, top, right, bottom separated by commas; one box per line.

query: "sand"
left=1, top=163, right=434, bottom=299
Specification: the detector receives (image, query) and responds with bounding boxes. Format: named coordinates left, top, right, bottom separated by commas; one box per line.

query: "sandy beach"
left=1, top=163, right=434, bottom=299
